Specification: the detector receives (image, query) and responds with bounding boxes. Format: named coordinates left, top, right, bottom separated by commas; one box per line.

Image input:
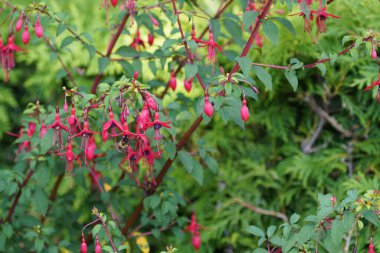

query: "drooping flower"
left=102, top=110, right=123, bottom=142
left=130, top=29, right=145, bottom=50
left=85, top=135, right=97, bottom=162
left=15, top=13, right=24, bottom=32
left=169, top=71, right=177, bottom=91
left=240, top=98, right=250, bottom=122
left=137, top=103, right=150, bottom=130
left=145, top=93, right=157, bottom=111
left=34, top=15, right=44, bottom=38
left=22, top=24, right=30, bottom=45
left=312, top=6, right=340, bottom=34
left=1, top=35, right=23, bottom=81
left=72, top=117, right=97, bottom=149
left=192, top=232, right=201, bottom=251
left=110, top=0, right=118, bottom=7
left=184, top=78, right=193, bottom=92
left=372, top=46, right=377, bottom=59
left=48, top=107, right=69, bottom=148
left=60, top=139, right=81, bottom=188
left=40, top=122, right=47, bottom=138
left=80, top=235, right=88, bottom=253
left=199, top=29, right=223, bottom=68
left=120, top=104, right=130, bottom=124
left=148, top=33, right=154, bottom=46
left=203, top=97, right=213, bottom=117
left=67, top=103, right=81, bottom=134
left=95, top=236, right=102, bottom=253
left=149, top=13, right=159, bottom=27
left=27, top=122, right=36, bottom=137
left=368, top=237, right=375, bottom=253
left=144, top=112, right=171, bottom=141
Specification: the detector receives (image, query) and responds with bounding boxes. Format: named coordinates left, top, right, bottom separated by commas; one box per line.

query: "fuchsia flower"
left=95, top=236, right=102, bottom=253
left=102, top=110, right=123, bottom=142
left=240, top=98, right=250, bottom=122
left=290, top=11, right=313, bottom=32
left=1, top=35, right=23, bottom=81
left=27, top=122, right=36, bottom=137
left=148, top=33, right=154, bottom=46
left=144, top=112, right=171, bottom=141
left=34, top=15, right=44, bottom=38
left=199, top=29, right=223, bottom=67
left=145, top=93, right=157, bottom=111
left=372, top=46, right=377, bottom=59
left=130, top=29, right=145, bottom=50
left=192, top=232, right=201, bottom=251
left=15, top=14, right=23, bottom=32
left=59, top=139, right=81, bottom=188
left=110, top=0, right=118, bottom=7
left=191, top=23, right=204, bottom=44
left=368, top=237, right=375, bottom=253
left=137, top=103, right=150, bottom=130
left=203, top=97, right=213, bottom=117
left=22, top=24, right=30, bottom=45
left=40, top=122, right=47, bottom=138
left=72, top=117, right=97, bottom=148
left=138, top=141, right=161, bottom=167
left=149, top=13, right=159, bottom=27
left=255, top=34, right=263, bottom=48
left=120, top=104, right=130, bottom=124
left=126, top=0, right=136, bottom=26
left=85, top=135, right=97, bottom=161
left=312, top=7, right=340, bottom=34
left=67, top=103, right=81, bottom=134
left=184, top=213, right=202, bottom=251
left=48, top=107, right=69, bottom=148
left=80, top=236, right=88, bottom=253
left=169, top=71, right=177, bottom=91
left=184, top=78, right=193, bottom=92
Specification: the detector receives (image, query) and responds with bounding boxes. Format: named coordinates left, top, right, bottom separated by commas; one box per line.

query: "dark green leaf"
left=253, top=66, right=272, bottom=90
left=243, top=11, right=259, bottom=31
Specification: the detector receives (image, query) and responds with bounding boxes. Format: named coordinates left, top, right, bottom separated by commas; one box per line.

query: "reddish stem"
left=5, top=169, right=34, bottom=222
left=228, top=0, right=274, bottom=79
left=91, top=14, right=130, bottom=94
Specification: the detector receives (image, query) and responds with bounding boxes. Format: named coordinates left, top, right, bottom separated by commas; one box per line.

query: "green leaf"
left=191, top=160, right=203, bottom=185
left=295, top=224, right=315, bottom=245
left=253, top=66, right=272, bottom=90
left=205, top=156, right=218, bottom=174
left=362, top=210, right=379, bottom=226
left=236, top=56, right=252, bottom=76
left=92, top=224, right=102, bottom=237
left=162, top=39, right=179, bottom=50
left=331, top=219, right=345, bottom=246
left=267, top=225, right=276, bottom=238
left=33, top=189, right=48, bottom=215
left=150, top=195, right=161, bottom=209
left=329, top=53, right=338, bottom=66
left=61, top=36, right=75, bottom=48
left=285, top=69, right=298, bottom=92
left=272, top=17, right=296, bottom=35
left=178, top=151, right=193, bottom=173
left=290, top=213, right=300, bottom=224
left=184, top=63, right=198, bottom=80
left=243, top=11, right=259, bottom=31
left=247, top=225, right=265, bottom=237
left=98, top=57, right=110, bottom=73
left=164, top=141, right=176, bottom=160
left=223, top=19, right=243, bottom=46
left=316, top=63, right=326, bottom=76
left=56, top=23, right=67, bottom=36
left=262, top=20, right=279, bottom=44
left=299, top=1, right=310, bottom=17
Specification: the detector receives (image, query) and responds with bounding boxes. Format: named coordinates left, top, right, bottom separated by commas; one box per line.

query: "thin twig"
left=301, top=115, right=325, bottom=154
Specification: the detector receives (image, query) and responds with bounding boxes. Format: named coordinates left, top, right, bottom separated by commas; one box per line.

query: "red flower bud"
left=40, top=122, right=47, bottom=139
left=150, top=14, right=159, bottom=27
left=134, top=70, right=139, bottom=80
left=110, top=0, right=118, bottom=7
left=169, top=72, right=177, bottom=91
left=184, top=78, right=193, bottom=92
left=95, top=236, right=102, bottom=253
left=34, top=16, right=44, bottom=38
left=368, top=237, right=375, bottom=253
left=145, top=93, right=157, bottom=110
left=372, top=47, right=377, bottom=60
left=240, top=98, right=249, bottom=122
left=80, top=236, right=88, bottom=253
left=22, top=25, right=30, bottom=45
left=16, top=15, right=23, bottom=32
left=192, top=234, right=201, bottom=250
left=27, top=122, right=36, bottom=137
left=203, top=97, right=213, bottom=117
left=148, top=33, right=154, bottom=46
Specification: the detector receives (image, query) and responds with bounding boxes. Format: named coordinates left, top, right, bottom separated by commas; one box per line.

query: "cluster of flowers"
left=291, top=0, right=339, bottom=39
left=15, top=72, right=171, bottom=189
left=130, top=13, right=159, bottom=50
left=0, top=9, right=44, bottom=81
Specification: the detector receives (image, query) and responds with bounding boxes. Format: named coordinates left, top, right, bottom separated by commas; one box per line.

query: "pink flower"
left=81, top=236, right=88, bottom=253
left=148, top=33, right=154, bottom=46
left=149, top=13, right=159, bottom=27
left=144, top=112, right=171, bottom=141
left=15, top=14, right=23, bottom=32
left=184, top=78, right=193, bottom=92
left=34, top=15, right=44, bottom=38
left=22, top=25, right=30, bottom=45
left=1, top=35, right=23, bottom=81
left=110, top=0, right=118, bottom=7
left=102, top=110, right=123, bottom=142
left=201, top=31, right=223, bottom=65
left=48, top=107, right=69, bottom=148
left=368, top=237, right=375, bottom=253
left=95, top=236, right=102, bottom=253
left=59, top=140, right=81, bottom=188
left=72, top=118, right=96, bottom=148
left=40, top=122, right=47, bottom=138
left=203, top=97, right=213, bottom=117
left=312, top=7, right=340, bottom=34
left=137, top=103, right=150, bottom=130
left=120, top=105, right=130, bottom=124
left=372, top=46, right=377, bottom=59
left=169, top=71, right=177, bottom=91
left=240, top=98, right=250, bottom=122
left=85, top=135, right=97, bottom=161
left=67, top=104, right=81, bottom=134
left=27, top=122, right=36, bottom=137
left=130, top=29, right=145, bottom=50
left=145, top=93, right=157, bottom=110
